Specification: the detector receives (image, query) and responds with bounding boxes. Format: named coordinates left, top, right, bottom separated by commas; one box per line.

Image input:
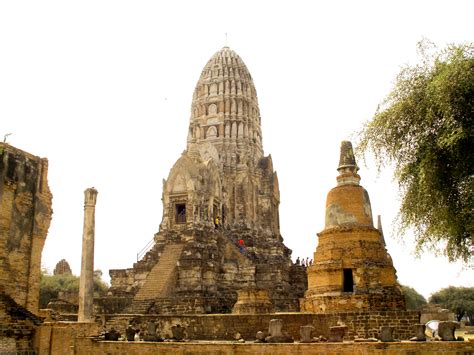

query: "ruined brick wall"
left=108, top=227, right=305, bottom=315
left=103, top=310, right=419, bottom=341
left=31, top=312, right=448, bottom=355
left=0, top=292, right=43, bottom=353
left=68, top=340, right=474, bottom=355
left=32, top=319, right=474, bottom=354
left=334, top=310, right=420, bottom=340
left=301, top=290, right=406, bottom=314
left=34, top=322, right=98, bottom=354
left=0, top=143, right=53, bottom=314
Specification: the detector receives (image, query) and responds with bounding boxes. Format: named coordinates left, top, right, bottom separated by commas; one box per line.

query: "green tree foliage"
left=357, top=40, right=474, bottom=262
left=401, top=285, right=427, bottom=310
left=39, top=269, right=109, bottom=308
left=429, top=286, right=474, bottom=322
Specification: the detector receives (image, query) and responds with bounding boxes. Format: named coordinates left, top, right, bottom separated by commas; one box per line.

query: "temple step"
left=133, top=243, right=184, bottom=300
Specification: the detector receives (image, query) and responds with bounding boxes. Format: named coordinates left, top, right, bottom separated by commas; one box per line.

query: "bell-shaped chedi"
left=301, top=141, right=405, bottom=313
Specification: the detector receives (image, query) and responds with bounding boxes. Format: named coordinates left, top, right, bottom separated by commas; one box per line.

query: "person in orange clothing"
left=238, top=239, right=245, bottom=253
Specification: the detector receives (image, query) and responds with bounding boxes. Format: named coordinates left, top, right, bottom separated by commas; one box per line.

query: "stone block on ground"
left=104, top=328, right=120, bottom=341
left=409, top=324, right=426, bottom=341
left=171, top=324, right=186, bottom=341
left=125, top=325, right=135, bottom=341
left=265, top=319, right=293, bottom=343
left=438, top=321, right=459, bottom=341
left=379, top=326, right=394, bottom=342
left=328, top=325, right=347, bottom=342
left=255, top=331, right=266, bottom=342
left=299, top=325, right=314, bottom=343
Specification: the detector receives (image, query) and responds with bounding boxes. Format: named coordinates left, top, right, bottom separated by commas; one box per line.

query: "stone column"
left=78, top=187, right=98, bottom=322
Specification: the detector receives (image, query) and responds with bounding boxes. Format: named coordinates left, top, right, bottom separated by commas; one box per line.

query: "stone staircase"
left=124, top=243, right=184, bottom=313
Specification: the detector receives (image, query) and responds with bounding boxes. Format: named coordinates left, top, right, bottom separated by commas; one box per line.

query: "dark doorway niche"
left=175, top=203, right=186, bottom=224
left=343, top=268, right=354, bottom=292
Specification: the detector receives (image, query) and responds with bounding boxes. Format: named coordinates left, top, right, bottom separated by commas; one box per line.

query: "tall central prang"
left=108, top=47, right=306, bottom=314
left=160, top=47, right=278, bottom=238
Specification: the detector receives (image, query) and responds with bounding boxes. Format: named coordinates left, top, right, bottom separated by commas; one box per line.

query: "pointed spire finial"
left=338, top=141, right=358, bottom=172
left=336, top=141, right=361, bottom=186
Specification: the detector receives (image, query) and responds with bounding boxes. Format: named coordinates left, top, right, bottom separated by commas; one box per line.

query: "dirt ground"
left=456, top=326, right=474, bottom=341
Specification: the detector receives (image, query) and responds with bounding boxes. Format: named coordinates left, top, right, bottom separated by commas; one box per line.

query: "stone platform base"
left=44, top=337, right=474, bottom=355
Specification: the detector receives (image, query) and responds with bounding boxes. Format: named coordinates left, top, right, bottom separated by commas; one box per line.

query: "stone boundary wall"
left=105, top=310, right=420, bottom=341
left=337, top=311, right=420, bottom=340
left=71, top=338, right=474, bottom=355
left=34, top=322, right=99, bottom=354
left=0, top=324, right=35, bottom=353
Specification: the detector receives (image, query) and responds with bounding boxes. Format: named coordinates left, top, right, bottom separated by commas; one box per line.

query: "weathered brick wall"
left=34, top=322, right=99, bottom=354
left=301, top=291, right=406, bottom=313
left=69, top=337, right=474, bottom=355
left=335, top=311, right=420, bottom=340
left=0, top=323, right=36, bottom=353
left=0, top=143, right=52, bottom=314
left=1, top=292, right=44, bottom=353
left=103, top=310, right=419, bottom=341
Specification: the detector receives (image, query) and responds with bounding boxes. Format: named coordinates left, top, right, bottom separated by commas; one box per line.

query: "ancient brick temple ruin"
left=0, top=143, right=52, bottom=352
left=107, top=47, right=307, bottom=314
left=4, top=48, right=473, bottom=354
left=301, top=141, right=406, bottom=313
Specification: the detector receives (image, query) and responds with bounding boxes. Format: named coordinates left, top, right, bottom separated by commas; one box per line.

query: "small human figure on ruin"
left=214, top=216, right=220, bottom=229
left=309, top=259, right=313, bottom=265
left=238, top=239, right=245, bottom=253
left=295, top=257, right=300, bottom=265
left=306, top=257, right=309, bottom=266
left=302, top=258, right=306, bottom=267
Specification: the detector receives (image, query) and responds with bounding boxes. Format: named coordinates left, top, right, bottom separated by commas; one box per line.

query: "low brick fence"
left=33, top=311, right=423, bottom=353
left=70, top=338, right=474, bottom=355
left=104, top=310, right=420, bottom=341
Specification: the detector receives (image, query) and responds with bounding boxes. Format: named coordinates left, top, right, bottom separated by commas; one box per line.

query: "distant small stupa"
left=53, top=259, right=72, bottom=275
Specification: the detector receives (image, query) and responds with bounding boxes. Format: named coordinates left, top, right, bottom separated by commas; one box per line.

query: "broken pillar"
left=78, top=187, right=98, bottom=322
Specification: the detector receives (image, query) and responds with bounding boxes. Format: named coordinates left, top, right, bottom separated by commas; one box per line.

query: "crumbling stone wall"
left=108, top=226, right=305, bottom=314
left=0, top=292, right=43, bottom=353
left=0, top=143, right=53, bottom=314
left=103, top=310, right=420, bottom=341
left=34, top=321, right=98, bottom=354
left=60, top=339, right=474, bottom=355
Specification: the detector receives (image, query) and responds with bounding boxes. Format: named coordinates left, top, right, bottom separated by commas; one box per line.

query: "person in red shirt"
left=238, top=239, right=245, bottom=253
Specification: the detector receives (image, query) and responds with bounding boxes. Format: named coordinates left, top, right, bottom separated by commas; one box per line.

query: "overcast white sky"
left=1, top=0, right=472, bottom=299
